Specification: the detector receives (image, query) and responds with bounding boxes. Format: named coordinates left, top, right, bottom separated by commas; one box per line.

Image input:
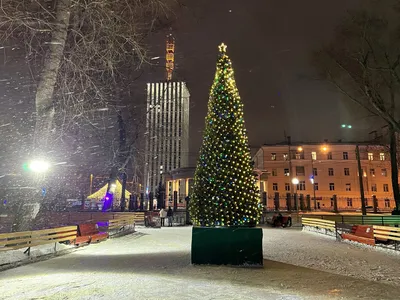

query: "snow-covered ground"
left=0, top=227, right=400, bottom=300
left=0, top=242, right=75, bottom=269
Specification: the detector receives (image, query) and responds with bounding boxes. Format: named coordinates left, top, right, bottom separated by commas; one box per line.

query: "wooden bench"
left=341, top=225, right=375, bottom=246
left=302, top=217, right=336, bottom=231
left=0, top=226, right=77, bottom=254
left=373, top=225, right=400, bottom=243
left=131, top=212, right=145, bottom=224
left=108, top=217, right=136, bottom=236
left=76, top=223, right=108, bottom=245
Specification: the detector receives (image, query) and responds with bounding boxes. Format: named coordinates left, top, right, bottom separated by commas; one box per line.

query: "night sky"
left=145, top=0, right=375, bottom=164
left=0, top=0, right=376, bottom=177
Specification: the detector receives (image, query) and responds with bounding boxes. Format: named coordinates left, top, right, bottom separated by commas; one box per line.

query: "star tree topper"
left=218, top=43, right=227, bottom=53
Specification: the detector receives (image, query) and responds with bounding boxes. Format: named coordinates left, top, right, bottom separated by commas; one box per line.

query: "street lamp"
left=27, top=160, right=51, bottom=173
left=292, top=177, right=299, bottom=214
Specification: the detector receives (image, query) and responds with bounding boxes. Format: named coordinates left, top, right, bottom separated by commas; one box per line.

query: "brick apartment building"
left=253, top=142, right=396, bottom=212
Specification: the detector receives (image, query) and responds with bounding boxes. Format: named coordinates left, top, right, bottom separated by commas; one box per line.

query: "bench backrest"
left=352, top=225, right=374, bottom=239
left=78, top=223, right=99, bottom=236
left=373, top=225, right=400, bottom=242
left=0, top=226, right=77, bottom=251
left=108, top=217, right=136, bottom=230
left=302, top=217, right=336, bottom=231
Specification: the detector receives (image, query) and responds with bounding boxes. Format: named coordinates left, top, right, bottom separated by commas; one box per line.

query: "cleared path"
left=0, top=227, right=399, bottom=300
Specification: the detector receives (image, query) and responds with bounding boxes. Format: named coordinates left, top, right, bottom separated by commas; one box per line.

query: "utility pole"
left=118, top=112, right=127, bottom=212
left=356, top=145, right=367, bottom=215
left=310, top=157, right=317, bottom=210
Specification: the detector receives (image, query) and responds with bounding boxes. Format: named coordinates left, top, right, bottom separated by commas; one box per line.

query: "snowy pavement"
left=0, top=227, right=400, bottom=300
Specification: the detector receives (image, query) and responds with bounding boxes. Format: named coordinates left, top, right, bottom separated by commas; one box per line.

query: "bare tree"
left=0, top=0, right=179, bottom=230
left=313, top=1, right=400, bottom=212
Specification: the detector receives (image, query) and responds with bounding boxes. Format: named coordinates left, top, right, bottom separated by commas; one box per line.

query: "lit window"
left=272, top=183, right=278, bottom=191
left=329, top=183, right=335, bottom=191
left=371, top=184, right=377, bottom=192
left=383, top=184, right=389, bottom=192
left=382, top=169, right=387, bottom=177
left=328, top=168, right=334, bottom=176
left=346, top=183, right=351, bottom=191
left=344, top=168, right=350, bottom=176
left=370, top=168, right=375, bottom=177
left=284, top=168, right=290, bottom=176
left=368, top=153, right=373, bottom=160
left=311, top=152, right=317, bottom=160
left=343, top=152, right=348, bottom=160
left=380, top=153, right=385, bottom=161
left=272, top=169, right=278, bottom=176
left=285, top=183, right=290, bottom=191
left=283, top=153, right=288, bottom=161
left=271, top=153, right=276, bottom=161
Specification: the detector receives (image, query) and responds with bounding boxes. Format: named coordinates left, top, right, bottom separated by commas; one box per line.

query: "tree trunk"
left=34, top=0, right=71, bottom=151
left=389, top=125, right=400, bottom=212
left=13, top=0, right=72, bottom=232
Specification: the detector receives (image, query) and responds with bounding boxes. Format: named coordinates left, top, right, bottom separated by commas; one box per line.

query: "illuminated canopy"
left=87, top=180, right=131, bottom=200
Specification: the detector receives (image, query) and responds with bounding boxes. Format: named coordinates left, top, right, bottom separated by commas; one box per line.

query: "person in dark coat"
left=167, top=206, right=173, bottom=227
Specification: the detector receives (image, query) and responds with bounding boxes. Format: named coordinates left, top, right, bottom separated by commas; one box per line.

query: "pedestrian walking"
left=159, top=208, right=167, bottom=227
left=167, top=206, right=173, bottom=227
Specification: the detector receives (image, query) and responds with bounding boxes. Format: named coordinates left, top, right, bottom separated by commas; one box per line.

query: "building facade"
left=164, top=167, right=266, bottom=210
left=144, top=81, right=190, bottom=195
left=164, top=167, right=195, bottom=209
left=253, top=143, right=396, bottom=212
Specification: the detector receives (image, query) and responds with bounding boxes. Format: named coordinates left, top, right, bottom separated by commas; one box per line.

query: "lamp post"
left=292, top=177, right=299, bottom=214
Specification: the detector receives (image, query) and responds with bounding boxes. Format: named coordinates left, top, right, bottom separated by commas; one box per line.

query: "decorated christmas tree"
left=190, top=43, right=261, bottom=227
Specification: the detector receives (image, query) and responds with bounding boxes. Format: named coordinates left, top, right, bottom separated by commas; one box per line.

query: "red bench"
left=75, top=223, right=108, bottom=246
left=341, top=225, right=375, bottom=246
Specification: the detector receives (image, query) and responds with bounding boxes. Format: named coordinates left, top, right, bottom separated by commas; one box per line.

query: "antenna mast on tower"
left=166, top=34, right=175, bottom=81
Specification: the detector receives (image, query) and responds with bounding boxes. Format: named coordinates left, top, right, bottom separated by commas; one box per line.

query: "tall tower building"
left=144, top=35, right=190, bottom=195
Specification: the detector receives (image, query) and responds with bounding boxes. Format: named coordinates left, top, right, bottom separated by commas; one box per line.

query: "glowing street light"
left=27, top=160, right=51, bottom=173
left=292, top=178, right=299, bottom=213
left=297, top=146, right=303, bottom=152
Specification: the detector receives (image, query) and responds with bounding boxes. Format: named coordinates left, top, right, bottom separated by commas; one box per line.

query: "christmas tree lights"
left=189, top=43, right=262, bottom=227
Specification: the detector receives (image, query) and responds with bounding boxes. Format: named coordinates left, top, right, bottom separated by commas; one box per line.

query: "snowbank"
left=302, top=225, right=336, bottom=238
left=0, top=242, right=75, bottom=270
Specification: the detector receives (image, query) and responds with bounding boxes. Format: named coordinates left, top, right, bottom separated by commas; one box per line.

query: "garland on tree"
left=189, top=43, right=261, bottom=227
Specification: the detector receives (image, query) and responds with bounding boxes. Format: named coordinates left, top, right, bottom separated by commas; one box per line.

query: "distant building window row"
left=269, top=151, right=386, bottom=161
left=272, top=182, right=390, bottom=193
left=270, top=167, right=386, bottom=177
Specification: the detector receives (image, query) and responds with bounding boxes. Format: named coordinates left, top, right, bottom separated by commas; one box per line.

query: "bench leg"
left=24, top=247, right=31, bottom=256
